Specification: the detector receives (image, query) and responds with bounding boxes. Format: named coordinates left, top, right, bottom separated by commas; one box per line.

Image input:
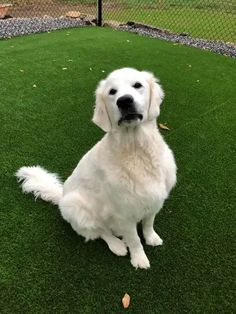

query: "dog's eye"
left=133, top=82, right=143, bottom=89
left=109, top=88, right=117, bottom=95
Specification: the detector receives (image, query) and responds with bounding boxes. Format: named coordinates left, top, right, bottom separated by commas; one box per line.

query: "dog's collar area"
left=118, top=113, right=143, bottom=126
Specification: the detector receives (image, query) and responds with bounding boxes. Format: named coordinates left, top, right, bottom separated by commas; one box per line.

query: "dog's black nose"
left=117, top=95, right=134, bottom=111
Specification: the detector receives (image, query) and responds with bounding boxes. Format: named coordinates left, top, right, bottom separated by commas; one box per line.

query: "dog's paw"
left=131, top=252, right=150, bottom=269
left=145, top=231, right=163, bottom=246
left=108, top=238, right=128, bottom=256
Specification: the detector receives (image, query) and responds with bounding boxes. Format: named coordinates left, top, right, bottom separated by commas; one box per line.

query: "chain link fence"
left=102, top=0, right=235, bottom=43
left=0, top=0, right=235, bottom=43
left=0, top=1, right=96, bottom=18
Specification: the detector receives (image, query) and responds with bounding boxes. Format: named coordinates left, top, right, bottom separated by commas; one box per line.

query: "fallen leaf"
left=66, top=11, right=81, bottom=18
left=159, top=123, right=170, bottom=130
left=122, top=293, right=130, bottom=309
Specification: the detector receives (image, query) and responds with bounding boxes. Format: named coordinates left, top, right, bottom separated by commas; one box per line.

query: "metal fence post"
left=97, top=0, right=102, bottom=26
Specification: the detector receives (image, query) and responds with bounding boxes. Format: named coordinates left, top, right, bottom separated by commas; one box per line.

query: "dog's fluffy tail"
left=16, top=166, right=63, bottom=205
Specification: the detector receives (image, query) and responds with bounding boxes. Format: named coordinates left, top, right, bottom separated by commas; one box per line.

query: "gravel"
left=0, top=17, right=235, bottom=58
left=0, top=17, right=88, bottom=39
left=118, top=23, right=236, bottom=58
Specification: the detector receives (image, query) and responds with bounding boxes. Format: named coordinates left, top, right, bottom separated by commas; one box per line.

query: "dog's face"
left=93, top=68, right=164, bottom=132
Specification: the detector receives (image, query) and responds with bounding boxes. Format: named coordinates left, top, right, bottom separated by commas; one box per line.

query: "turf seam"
left=166, top=99, right=230, bottom=137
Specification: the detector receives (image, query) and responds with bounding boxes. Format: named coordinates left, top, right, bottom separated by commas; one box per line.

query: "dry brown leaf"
left=65, top=11, right=81, bottom=18
left=159, top=123, right=170, bottom=130
left=122, top=293, right=130, bottom=309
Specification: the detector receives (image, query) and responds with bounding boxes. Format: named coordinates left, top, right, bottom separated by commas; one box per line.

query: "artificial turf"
left=0, top=27, right=235, bottom=313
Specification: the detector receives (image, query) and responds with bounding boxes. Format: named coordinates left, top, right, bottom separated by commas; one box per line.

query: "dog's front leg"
left=122, top=223, right=150, bottom=269
left=142, top=213, right=163, bottom=246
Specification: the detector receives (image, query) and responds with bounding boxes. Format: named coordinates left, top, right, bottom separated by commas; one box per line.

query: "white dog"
left=16, top=68, right=177, bottom=269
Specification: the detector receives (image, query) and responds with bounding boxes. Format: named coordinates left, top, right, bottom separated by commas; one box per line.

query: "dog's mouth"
left=118, top=113, right=143, bottom=126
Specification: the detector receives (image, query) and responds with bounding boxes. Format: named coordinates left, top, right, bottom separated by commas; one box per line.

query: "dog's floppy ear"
left=143, top=71, right=164, bottom=121
left=92, top=80, right=112, bottom=132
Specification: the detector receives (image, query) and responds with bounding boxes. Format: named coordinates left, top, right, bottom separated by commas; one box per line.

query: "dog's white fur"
left=16, top=68, right=177, bottom=269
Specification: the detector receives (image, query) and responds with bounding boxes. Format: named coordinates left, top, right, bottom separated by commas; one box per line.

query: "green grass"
left=105, top=7, right=235, bottom=42
left=120, top=0, right=234, bottom=9
left=4, top=0, right=235, bottom=42
left=0, top=27, right=235, bottom=313
left=53, top=0, right=235, bottom=41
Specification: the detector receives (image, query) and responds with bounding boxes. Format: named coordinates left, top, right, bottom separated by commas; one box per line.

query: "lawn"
left=0, top=27, right=235, bottom=313
left=104, top=6, right=235, bottom=42
left=56, top=0, right=235, bottom=41
left=5, top=0, right=235, bottom=42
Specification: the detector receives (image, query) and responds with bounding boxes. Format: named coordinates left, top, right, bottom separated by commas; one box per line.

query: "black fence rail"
left=0, top=0, right=235, bottom=43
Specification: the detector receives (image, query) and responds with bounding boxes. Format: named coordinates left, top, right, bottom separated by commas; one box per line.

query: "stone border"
left=105, top=21, right=236, bottom=58
left=0, top=17, right=92, bottom=39
left=1, top=17, right=235, bottom=58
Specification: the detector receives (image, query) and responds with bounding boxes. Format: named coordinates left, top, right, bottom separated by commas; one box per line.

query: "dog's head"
left=92, top=68, right=164, bottom=132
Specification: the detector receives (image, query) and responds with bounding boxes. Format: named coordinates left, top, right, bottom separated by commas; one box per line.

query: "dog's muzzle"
left=117, top=95, right=143, bottom=125
left=118, top=113, right=143, bottom=126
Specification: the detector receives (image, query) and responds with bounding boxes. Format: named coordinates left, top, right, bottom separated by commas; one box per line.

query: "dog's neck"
left=106, top=119, right=161, bottom=151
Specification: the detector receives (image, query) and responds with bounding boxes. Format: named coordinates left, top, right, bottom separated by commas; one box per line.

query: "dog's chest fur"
left=119, top=139, right=161, bottom=188
left=104, top=126, right=169, bottom=213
